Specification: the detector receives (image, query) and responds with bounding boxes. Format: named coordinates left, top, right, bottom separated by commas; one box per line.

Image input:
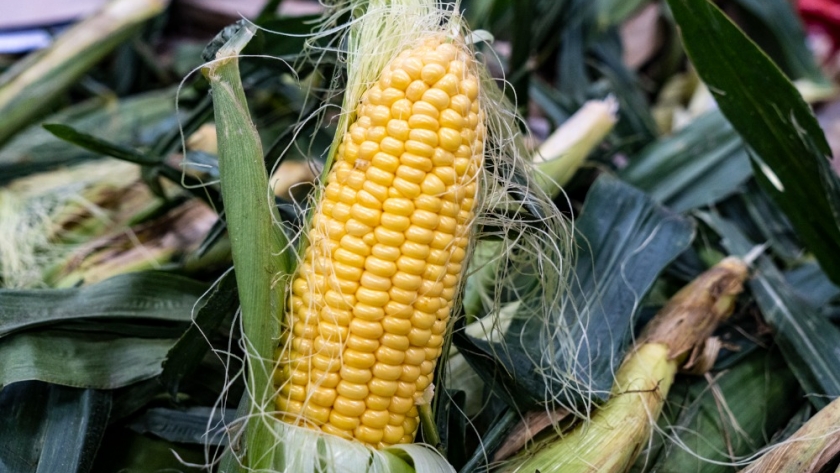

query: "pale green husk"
left=506, top=343, right=677, bottom=473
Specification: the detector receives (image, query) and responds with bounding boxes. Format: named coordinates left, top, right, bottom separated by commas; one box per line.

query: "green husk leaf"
left=667, top=0, right=840, bottom=286
left=35, top=124, right=221, bottom=209
left=701, top=212, right=840, bottom=410
left=0, top=272, right=206, bottom=337
left=508, top=0, right=531, bottom=113
left=750, top=264, right=840, bottom=410
left=511, top=256, right=747, bottom=472
left=0, top=89, right=177, bottom=183
left=784, top=262, right=840, bottom=309
left=246, top=15, right=324, bottom=61
left=555, top=2, right=592, bottom=103
left=590, top=31, right=659, bottom=149
left=90, top=428, right=205, bottom=472
left=0, top=381, right=112, bottom=473
left=456, top=175, right=695, bottom=410
left=386, top=444, right=455, bottom=473
left=0, top=331, right=175, bottom=389
left=736, top=182, right=800, bottom=263
left=109, top=378, right=166, bottom=422
left=204, top=21, right=290, bottom=472
left=44, top=200, right=217, bottom=288
left=535, top=98, right=618, bottom=193
left=266, top=421, right=434, bottom=473
left=507, top=343, right=677, bottom=473
left=596, top=0, right=651, bottom=27
left=621, top=110, right=751, bottom=212
left=730, top=0, right=827, bottom=84
left=741, top=396, right=840, bottom=472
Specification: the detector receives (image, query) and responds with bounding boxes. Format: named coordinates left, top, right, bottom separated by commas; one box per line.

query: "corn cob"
left=274, top=35, right=484, bottom=449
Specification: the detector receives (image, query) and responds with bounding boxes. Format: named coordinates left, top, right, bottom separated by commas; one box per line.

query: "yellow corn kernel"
left=349, top=319, right=384, bottom=340
left=404, top=347, right=426, bottom=366
left=385, top=301, right=414, bottom=318
left=412, top=101, right=440, bottom=120
left=383, top=425, right=405, bottom=445
left=274, top=35, right=483, bottom=447
left=375, top=345, right=406, bottom=365
left=388, top=395, right=414, bottom=415
left=340, top=365, right=373, bottom=384
left=346, top=333, right=379, bottom=352
left=371, top=243, right=402, bottom=261
left=383, top=316, right=412, bottom=335
left=352, top=302, right=385, bottom=321
left=333, top=396, right=366, bottom=417
left=329, top=411, right=360, bottom=431
left=372, top=362, right=404, bottom=381
left=311, top=369, right=340, bottom=388
left=401, top=365, right=421, bottom=383
left=405, top=80, right=429, bottom=102
left=369, top=378, right=399, bottom=397
left=355, top=425, right=384, bottom=444
left=409, top=113, right=440, bottom=131
left=396, top=164, right=427, bottom=184
left=337, top=380, right=369, bottom=400
left=361, top=409, right=391, bottom=429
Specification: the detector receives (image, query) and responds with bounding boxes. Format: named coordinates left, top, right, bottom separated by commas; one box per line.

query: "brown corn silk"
left=274, top=35, right=484, bottom=449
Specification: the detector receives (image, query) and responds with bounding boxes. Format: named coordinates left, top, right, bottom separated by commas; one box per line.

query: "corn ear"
left=506, top=257, right=748, bottom=473
left=275, top=30, right=484, bottom=448
left=0, top=160, right=171, bottom=288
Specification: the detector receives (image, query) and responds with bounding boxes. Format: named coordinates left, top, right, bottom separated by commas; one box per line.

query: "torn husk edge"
left=504, top=257, right=749, bottom=473
left=740, top=396, right=840, bottom=473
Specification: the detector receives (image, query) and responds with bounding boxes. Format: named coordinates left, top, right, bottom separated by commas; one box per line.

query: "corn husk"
left=635, top=348, right=801, bottom=473
left=534, top=97, right=618, bottom=194
left=45, top=199, right=218, bottom=287
left=0, top=160, right=167, bottom=288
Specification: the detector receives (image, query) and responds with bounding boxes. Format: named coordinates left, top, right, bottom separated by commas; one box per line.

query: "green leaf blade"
left=0, top=331, right=175, bottom=389
left=0, top=272, right=207, bottom=338
left=457, top=176, right=695, bottom=409
left=42, top=123, right=158, bottom=166
left=666, top=0, right=840, bottom=286
left=0, top=382, right=112, bottom=473
left=701, top=212, right=840, bottom=410
left=621, top=110, right=752, bottom=212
